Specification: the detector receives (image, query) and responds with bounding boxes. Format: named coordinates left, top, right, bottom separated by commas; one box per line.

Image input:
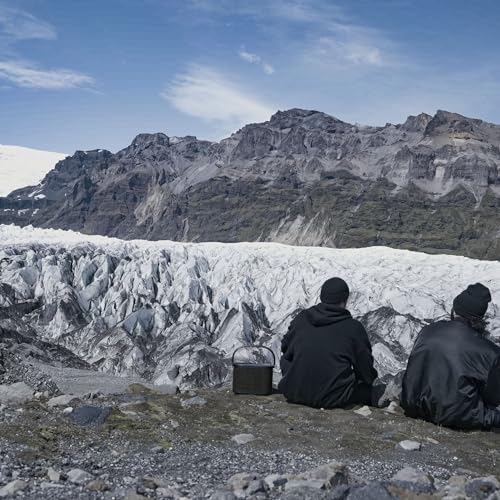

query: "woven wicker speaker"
left=232, top=346, right=276, bottom=396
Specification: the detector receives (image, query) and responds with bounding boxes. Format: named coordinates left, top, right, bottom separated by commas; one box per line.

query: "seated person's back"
left=401, top=283, right=500, bottom=430
left=278, top=277, right=377, bottom=409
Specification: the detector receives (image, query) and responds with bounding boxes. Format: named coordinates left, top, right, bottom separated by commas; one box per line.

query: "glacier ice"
left=0, top=145, right=66, bottom=197
left=0, top=224, right=499, bottom=389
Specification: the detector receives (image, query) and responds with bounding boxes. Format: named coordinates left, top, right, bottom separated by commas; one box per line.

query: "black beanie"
left=320, top=277, right=350, bottom=304
left=453, top=283, right=491, bottom=320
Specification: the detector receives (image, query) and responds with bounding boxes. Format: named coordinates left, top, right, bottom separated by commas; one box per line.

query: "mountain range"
left=1, top=108, right=500, bottom=259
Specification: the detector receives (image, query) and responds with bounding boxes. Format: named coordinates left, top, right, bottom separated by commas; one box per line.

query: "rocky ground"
left=1, top=373, right=500, bottom=499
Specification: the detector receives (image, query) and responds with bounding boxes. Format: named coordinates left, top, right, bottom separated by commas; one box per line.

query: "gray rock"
left=227, top=473, right=261, bottom=497
left=154, top=384, right=179, bottom=395
left=246, top=479, right=268, bottom=496
left=151, top=445, right=167, bottom=454
left=47, top=394, right=77, bottom=407
left=384, top=401, right=402, bottom=414
left=0, top=382, right=34, bottom=406
left=295, top=461, right=348, bottom=489
left=347, top=482, right=393, bottom=500
left=330, top=484, right=351, bottom=500
left=210, top=491, right=237, bottom=500
left=397, top=440, right=422, bottom=451
left=391, top=466, right=433, bottom=487
left=353, top=406, right=372, bottom=417
left=40, top=482, right=64, bottom=489
left=124, top=493, right=147, bottom=500
left=181, top=396, right=207, bottom=408
left=465, top=476, right=500, bottom=499
left=378, top=371, right=404, bottom=406
left=280, top=486, right=331, bottom=499
left=264, top=473, right=288, bottom=490
left=67, top=468, right=94, bottom=485
left=142, top=475, right=169, bottom=489
left=285, top=479, right=325, bottom=491
left=0, top=479, right=28, bottom=497
left=69, top=405, right=112, bottom=426
left=385, top=480, right=436, bottom=496
left=442, top=475, right=467, bottom=498
left=47, top=467, right=60, bottom=482
left=86, top=479, right=110, bottom=492
left=231, top=434, right=256, bottom=445
left=156, top=486, right=183, bottom=498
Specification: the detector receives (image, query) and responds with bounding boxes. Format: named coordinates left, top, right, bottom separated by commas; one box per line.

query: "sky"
left=1, top=0, right=500, bottom=153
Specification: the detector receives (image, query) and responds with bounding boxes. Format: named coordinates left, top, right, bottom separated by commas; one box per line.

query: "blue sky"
left=1, top=0, right=499, bottom=153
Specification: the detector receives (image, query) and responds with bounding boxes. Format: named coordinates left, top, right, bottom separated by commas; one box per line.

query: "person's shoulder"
left=479, top=334, right=500, bottom=354
left=347, top=317, right=367, bottom=333
left=420, top=319, right=453, bottom=335
left=290, top=308, right=309, bottom=325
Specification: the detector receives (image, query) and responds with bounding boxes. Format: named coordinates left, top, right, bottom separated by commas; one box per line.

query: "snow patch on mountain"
left=0, top=145, right=67, bottom=196
left=0, top=224, right=499, bottom=389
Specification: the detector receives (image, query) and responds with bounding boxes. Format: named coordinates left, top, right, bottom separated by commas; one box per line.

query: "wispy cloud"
left=161, top=64, right=273, bottom=128
left=238, top=49, right=275, bottom=74
left=190, top=0, right=398, bottom=70
left=305, top=26, right=393, bottom=69
left=0, top=6, right=95, bottom=91
left=262, top=63, right=275, bottom=75
left=0, top=60, right=94, bottom=89
left=239, top=50, right=260, bottom=64
left=0, top=6, right=56, bottom=40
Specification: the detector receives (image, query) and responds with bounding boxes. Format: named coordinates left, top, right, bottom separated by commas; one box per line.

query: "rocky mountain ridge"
left=1, top=108, right=500, bottom=259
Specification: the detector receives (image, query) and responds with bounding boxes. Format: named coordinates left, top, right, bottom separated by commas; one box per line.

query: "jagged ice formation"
left=0, top=225, right=499, bottom=389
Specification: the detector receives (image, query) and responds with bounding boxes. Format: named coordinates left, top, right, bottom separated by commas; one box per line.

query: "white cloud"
left=0, top=60, right=95, bottom=89
left=161, top=65, right=273, bottom=127
left=191, top=0, right=396, bottom=70
left=0, top=6, right=56, bottom=40
left=0, top=7, right=95, bottom=91
left=239, top=50, right=260, bottom=64
left=239, top=49, right=275, bottom=75
left=262, top=63, right=275, bottom=75
left=310, top=36, right=386, bottom=67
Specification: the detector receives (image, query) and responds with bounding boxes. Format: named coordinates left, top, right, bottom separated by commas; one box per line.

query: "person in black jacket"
left=278, top=277, right=378, bottom=409
left=401, top=283, right=500, bottom=430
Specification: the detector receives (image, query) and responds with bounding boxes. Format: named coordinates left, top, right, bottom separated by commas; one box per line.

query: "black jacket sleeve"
left=280, top=320, right=296, bottom=376
left=353, top=324, right=378, bottom=385
left=482, top=354, right=500, bottom=407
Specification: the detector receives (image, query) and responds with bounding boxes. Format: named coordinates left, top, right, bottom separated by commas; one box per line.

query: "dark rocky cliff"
left=1, top=108, right=500, bottom=259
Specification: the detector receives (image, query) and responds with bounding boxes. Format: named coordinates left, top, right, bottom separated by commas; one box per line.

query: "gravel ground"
left=1, top=383, right=500, bottom=499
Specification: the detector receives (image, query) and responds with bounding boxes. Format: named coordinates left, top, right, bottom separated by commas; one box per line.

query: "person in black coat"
left=278, top=277, right=378, bottom=409
left=401, top=283, right=500, bottom=430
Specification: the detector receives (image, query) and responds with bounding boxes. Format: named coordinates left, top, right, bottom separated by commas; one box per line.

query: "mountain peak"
left=267, top=108, right=347, bottom=131
left=401, top=113, right=432, bottom=132
left=269, top=108, right=319, bottom=122
left=131, top=132, right=171, bottom=149
left=424, top=109, right=478, bottom=137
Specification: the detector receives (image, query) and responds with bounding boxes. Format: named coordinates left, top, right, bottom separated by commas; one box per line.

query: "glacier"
left=0, top=224, right=499, bottom=389
left=0, top=145, right=67, bottom=197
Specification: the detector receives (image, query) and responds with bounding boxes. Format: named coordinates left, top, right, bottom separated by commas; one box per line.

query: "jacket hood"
left=306, top=302, right=352, bottom=327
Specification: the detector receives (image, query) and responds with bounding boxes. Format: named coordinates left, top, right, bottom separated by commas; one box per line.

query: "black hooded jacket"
left=278, top=303, right=377, bottom=409
left=401, top=319, right=500, bottom=430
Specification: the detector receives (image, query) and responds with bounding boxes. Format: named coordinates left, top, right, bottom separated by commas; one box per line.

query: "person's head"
left=320, top=277, right=349, bottom=308
left=452, top=283, right=491, bottom=334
